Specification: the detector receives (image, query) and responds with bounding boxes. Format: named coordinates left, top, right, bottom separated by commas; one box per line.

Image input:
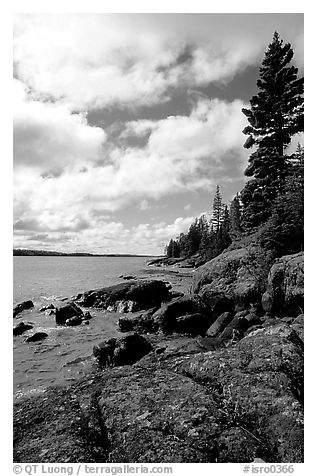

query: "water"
left=13, top=256, right=152, bottom=396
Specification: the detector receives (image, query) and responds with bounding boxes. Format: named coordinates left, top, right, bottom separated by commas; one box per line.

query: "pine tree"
left=212, top=185, right=224, bottom=232
left=229, top=194, right=242, bottom=240
left=241, top=32, right=304, bottom=228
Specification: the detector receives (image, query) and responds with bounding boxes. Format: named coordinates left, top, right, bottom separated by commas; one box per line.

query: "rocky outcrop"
left=192, top=246, right=271, bottom=312
left=14, top=322, right=304, bottom=463
left=262, top=252, right=304, bottom=316
left=25, top=332, right=48, bottom=343
left=77, top=280, right=170, bottom=312
left=13, top=300, right=34, bottom=318
left=13, top=321, right=33, bottom=336
left=152, top=295, right=208, bottom=335
left=93, top=333, right=152, bottom=367
left=55, top=302, right=84, bottom=326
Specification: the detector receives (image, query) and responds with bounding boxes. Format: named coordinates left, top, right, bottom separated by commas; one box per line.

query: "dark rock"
left=55, top=302, right=83, bottom=325
left=206, top=312, right=233, bottom=337
left=118, top=309, right=158, bottom=334
left=262, top=252, right=304, bottom=316
left=169, top=290, right=184, bottom=299
left=25, top=332, right=48, bottom=343
left=13, top=321, right=33, bottom=336
left=193, top=246, right=270, bottom=310
left=113, top=333, right=152, bottom=366
left=173, top=323, right=304, bottom=462
left=39, top=304, right=55, bottom=312
left=65, top=316, right=83, bottom=326
left=152, top=295, right=207, bottom=335
left=238, top=312, right=262, bottom=332
left=118, top=315, right=138, bottom=332
left=82, top=320, right=90, bottom=325
left=78, top=280, right=170, bottom=312
left=14, top=322, right=304, bottom=463
left=290, top=313, right=304, bottom=342
left=93, top=338, right=117, bottom=367
left=83, top=311, right=92, bottom=320
left=197, top=287, right=234, bottom=322
left=13, top=300, right=34, bottom=318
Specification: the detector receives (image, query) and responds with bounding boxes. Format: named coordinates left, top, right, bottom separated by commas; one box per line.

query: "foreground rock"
left=93, top=333, right=152, bottom=367
left=77, top=280, right=170, bottom=312
left=55, top=302, right=84, bottom=326
left=14, top=319, right=303, bottom=463
left=192, top=246, right=271, bottom=313
left=262, top=252, right=304, bottom=316
left=13, top=321, right=33, bottom=336
left=13, top=300, right=34, bottom=318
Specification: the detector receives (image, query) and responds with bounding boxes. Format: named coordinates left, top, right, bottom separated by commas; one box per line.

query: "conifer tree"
left=241, top=32, right=304, bottom=228
left=212, top=185, right=224, bottom=232
left=229, top=194, right=242, bottom=240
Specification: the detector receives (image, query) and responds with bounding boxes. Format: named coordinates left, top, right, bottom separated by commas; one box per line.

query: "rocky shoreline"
left=13, top=246, right=304, bottom=463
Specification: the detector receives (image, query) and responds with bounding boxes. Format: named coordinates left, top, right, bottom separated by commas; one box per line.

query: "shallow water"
left=13, top=256, right=152, bottom=396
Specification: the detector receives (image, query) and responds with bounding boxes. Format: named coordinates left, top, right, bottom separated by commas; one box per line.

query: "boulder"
left=193, top=246, right=271, bottom=311
left=93, top=334, right=152, bottom=368
left=152, top=295, right=208, bottom=335
left=113, top=333, right=152, bottom=366
left=13, top=300, right=34, bottom=318
left=77, top=280, right=170, bottom=312
left=25, top=332, right=48, bottom=343
left=206, top=312, right=233, bottom=337
left=118, top=309, right=158, bottom=334
left=55, top=302, right=83, bottom=326
left=13, top=321, right=33, bottom=336
left=197, top=287, right=234, bottom=321
left=262, top=252, right=304, bottom=316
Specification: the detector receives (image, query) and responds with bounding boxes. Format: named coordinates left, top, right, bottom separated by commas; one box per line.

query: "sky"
left=13, top=13, right=304, bottom=255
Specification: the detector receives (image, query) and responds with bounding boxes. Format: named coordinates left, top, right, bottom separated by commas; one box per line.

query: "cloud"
left=14, top=98, right=248, bottom=232
left=13, top=79, right=106, bottom=174
left=13, top=14, right=303, bottom=111
left=14, top=216, right=195, bottom=255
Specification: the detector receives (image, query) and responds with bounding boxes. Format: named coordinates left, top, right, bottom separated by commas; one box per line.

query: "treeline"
left=165, top=186, right=241, bottom=262
left=165, top=32, right=304, bottom=263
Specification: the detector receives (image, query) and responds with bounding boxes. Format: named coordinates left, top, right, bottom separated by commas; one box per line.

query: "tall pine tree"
left=241, top=32, right=304, bottom=228
left=212, top=185, right=224, bottom=232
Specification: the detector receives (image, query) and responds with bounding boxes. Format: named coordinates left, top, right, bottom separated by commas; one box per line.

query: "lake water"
left=13, top=256, right=154, bottom=397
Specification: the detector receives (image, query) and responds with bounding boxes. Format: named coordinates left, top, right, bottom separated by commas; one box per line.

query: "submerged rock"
left=13, top=321, right=33, bottom=336
left=13, top=300, right=34, bottom=318
left=55, top=302, right=83, bottom=326
left=25, top=332, right=48, bottom=343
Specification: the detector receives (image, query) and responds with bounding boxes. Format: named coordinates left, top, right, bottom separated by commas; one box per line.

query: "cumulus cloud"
left=14, top=97, right=248, bottom=235
left=13, top=216, right=195, bottom=255
left=13, top=14, right=303, bottom=111
left=13, top=79, right=106, bottom=174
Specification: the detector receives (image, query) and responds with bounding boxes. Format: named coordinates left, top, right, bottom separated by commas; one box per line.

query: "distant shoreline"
left=13, top=249, right=161, bottom=258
